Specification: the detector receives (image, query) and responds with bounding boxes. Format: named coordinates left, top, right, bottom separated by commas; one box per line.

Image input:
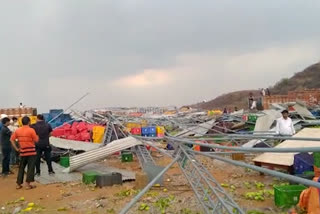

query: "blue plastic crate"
left=148, top=126, right=156, bottom=134
left=42, top=113, right=52, bottom=122
left=148, top=133, right=156, bottom=137
left=49, top=109, right=63, bottom=118
left=141, top=127, right=149, bottom=135
left=61, top=114, right=72, bottom=121
left=50, top=109, right=63, bottom=114
left=294, top=153, right=314, bottom=174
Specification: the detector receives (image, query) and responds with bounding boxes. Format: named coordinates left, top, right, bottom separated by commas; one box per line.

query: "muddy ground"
left=0, top=152, right=290, bottom=214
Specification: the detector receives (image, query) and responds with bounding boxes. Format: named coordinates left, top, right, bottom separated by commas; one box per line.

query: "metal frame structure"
left=177, top=145, right=244, bottom=214
left=78, top=112, right=320, bottom=213
left=119, top=133, right=320, bottom=214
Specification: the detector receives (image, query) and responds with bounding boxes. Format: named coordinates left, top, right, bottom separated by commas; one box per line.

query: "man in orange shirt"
left=10, top=116, right=39, bottom=190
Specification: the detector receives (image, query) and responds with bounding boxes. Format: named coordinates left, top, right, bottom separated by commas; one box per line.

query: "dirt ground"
left=0, top=153, right=288, bottom=214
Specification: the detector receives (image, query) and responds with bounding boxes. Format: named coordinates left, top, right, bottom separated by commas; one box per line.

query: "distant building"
left=263, top=89, right=320, bottom=109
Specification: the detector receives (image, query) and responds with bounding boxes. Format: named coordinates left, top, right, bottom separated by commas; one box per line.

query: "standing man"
left=32, top=114, right=54, bottom=176
left=276, top=110, right=296, bottom=136
left=9, top=117, right=19, bottom=166
left=10, top=116, right=39, bottom=190
left=1, top=117, right=13, bottom=176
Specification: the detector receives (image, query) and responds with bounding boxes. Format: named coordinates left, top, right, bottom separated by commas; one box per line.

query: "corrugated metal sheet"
left=254, top=110, right=281, bottom=132
left=35, top=162, right=82, bottom=184
left=50, top=137, right=100, bottom=151
left=66, top=137, right=142, bottom=172
left=293, top=103, right=315, bottom=119
left=175, top=120, right=216, bottom=137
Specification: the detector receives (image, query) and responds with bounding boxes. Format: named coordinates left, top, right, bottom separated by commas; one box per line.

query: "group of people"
left=0, top=115, right=54, bottom=190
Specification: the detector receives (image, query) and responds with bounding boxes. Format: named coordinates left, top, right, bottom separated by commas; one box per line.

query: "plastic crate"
left=141, top=127, right=149, bottom=135
left=293, top=153, right=314, bottom=174
left=274, top=185, right=306, bottom=208
left=60, top=157, right=70, bottom=168
left=82, top=171, right=100, bottom=185
left=121, top=152, right=133, bottom=162
left=313, top=152, right=320, bottom=167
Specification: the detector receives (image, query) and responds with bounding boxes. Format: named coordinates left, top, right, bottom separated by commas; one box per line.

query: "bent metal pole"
left=48, top=92, right=90, bottom=124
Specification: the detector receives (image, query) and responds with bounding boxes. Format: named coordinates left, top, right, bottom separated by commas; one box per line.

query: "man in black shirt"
left=32, top=114, right=54, bottom=175
left=1, top=117, right=13, bottom=176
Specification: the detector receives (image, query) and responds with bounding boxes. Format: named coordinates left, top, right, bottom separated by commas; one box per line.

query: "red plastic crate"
left=52, top=129, right=64, bottom=137
left=131, top=128, right=141, bottom=135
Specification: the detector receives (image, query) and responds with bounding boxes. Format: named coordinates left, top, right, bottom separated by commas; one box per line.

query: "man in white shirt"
left=276, top=110, right=296, bottom=136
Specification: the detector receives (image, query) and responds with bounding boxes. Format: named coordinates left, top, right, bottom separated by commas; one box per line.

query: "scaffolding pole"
left=119, top=156, right=179, bottom=214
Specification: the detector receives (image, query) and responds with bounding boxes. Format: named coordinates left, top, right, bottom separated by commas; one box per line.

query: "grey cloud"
left=0, top=1, right=320, bottom=112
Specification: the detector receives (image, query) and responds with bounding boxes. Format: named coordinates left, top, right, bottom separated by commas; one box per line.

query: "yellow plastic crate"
left=18, top=116, right=37, bottom=126
left=92, top=126, right=105, bottom=143
left=156, top=126, right=165, bottom=134
left=126, top=122, right=142, bottom=128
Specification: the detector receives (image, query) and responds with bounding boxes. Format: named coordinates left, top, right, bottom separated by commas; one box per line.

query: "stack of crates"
left=43, top=113, right=52, bottom=122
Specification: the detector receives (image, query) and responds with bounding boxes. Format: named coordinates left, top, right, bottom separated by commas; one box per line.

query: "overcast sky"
left=1, top=1, right=320, bottom=112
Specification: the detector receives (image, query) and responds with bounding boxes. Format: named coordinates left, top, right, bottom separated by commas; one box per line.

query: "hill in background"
left=192, top=62, right=320, bottom=110
left=271, top=62, right=320, bottom=94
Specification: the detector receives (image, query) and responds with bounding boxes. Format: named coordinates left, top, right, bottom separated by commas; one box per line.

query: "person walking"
left=10, top=116, right=39, bottom=190
left=1, top=117, right=13, bottom=176
left=32, top=114, right=55, bottom=176
left=276, top=110, right=296, bottom=136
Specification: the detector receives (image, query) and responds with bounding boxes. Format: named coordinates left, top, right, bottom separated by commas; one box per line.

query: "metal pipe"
left=165, top=136, right=320, bottom=153
left=192, top=150, right=320, bottom=189
left=194, top=135, right=320, bottom=142
left=49, top=92, right=90, bottom=123
left=119, top=157, right=179, bottom=214
left=141, top=140, right=173, bottom=158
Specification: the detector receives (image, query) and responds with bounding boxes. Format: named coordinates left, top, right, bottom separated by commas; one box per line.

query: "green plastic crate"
left=121, top=152, right=133, bottom=162
left=212, top=135, right=224, bottom=143
left=303, top=171, right=315, bottom=176
left=60, top=156, right=70, bottom=168
left=274, top=185, right=306, bottom=208
left=313, top=152, right=320, bottom=167
left=82, top=171, right=100, bottom=185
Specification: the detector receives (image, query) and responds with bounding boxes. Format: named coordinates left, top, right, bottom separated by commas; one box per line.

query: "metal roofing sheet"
left=253, top=128, right=320, bottom=166
left=50, top=137, right=101, bottom=151
left=66, top=136, right=142, bottom=172
left=174, top=119, right=216, bottom=137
